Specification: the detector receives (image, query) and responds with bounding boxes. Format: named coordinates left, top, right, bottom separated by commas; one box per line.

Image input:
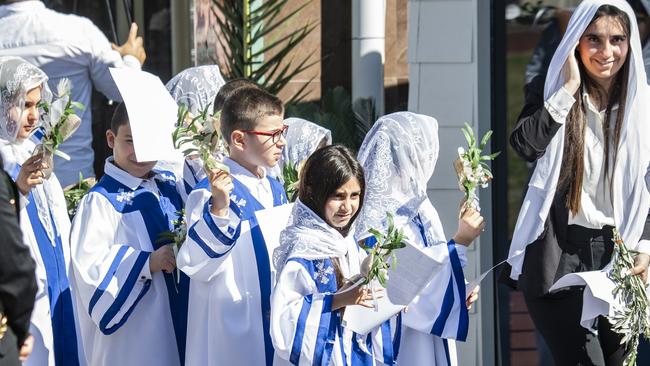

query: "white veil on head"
left=0, top=56, right=50, bottom=143
left=280, top=117, right=332, bottom=169
left=354, top=112, right=445, bottom=245
left=273, top=199, right=349, bottom=275
left=508, top=0, right=650, bottom=279
left=165, top=65, right=226, bottom=115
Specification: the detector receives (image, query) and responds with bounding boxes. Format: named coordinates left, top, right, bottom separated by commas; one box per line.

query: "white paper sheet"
left=109, top=68, right=181, bottom=162
left=254, top=203, right=294, bottom=285
left=549, top=270, right=621, bottom=332
left=342, top=240, right=442, bottom=335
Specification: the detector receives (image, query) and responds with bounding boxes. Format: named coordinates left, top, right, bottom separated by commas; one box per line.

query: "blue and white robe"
left=0, top=139, right=84, bottom=366
left=69, top=159, right=189, bottom=366
left=395, top=200, right=468, bottom=366
left=155, top=156, right=206, bottom=196
left=271, top=238, right=398, bottom=366
left=177, top=160, right=288, bottom=366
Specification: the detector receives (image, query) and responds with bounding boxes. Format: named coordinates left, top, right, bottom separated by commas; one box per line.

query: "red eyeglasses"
left=239, top=124, right=289, bottom=144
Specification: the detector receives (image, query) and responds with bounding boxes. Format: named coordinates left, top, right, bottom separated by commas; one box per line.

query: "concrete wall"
left=408, top=0, right=496, bottom=364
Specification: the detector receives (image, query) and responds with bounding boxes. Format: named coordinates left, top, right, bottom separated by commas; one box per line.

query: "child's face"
left=324, top=177, right=362, bottom=229
left=238, top=114, right=286, bottom=168
left=14, top=87, right=41, bottom=141
left=106, top=123, right=157, bottom=179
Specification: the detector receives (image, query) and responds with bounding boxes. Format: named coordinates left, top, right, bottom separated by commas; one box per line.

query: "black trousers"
left=523, top=225, right=628, bottom=366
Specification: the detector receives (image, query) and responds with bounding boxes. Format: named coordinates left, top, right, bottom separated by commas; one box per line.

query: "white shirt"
left=0, top=1, right=141, bottom=187
left=225, top=157, right=274, bottom=209
left=545, top=87, right=616, bottom=229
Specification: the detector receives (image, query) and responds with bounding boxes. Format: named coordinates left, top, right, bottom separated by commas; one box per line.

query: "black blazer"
left=508, top=75, right=650, bottom=297
left=0, top=157, right=37, bottom=366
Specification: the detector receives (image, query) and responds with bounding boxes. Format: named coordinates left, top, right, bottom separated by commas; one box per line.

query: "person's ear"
left=230, top=130, right=245, bottom=151
left=106, top=129, right=116, bottom=149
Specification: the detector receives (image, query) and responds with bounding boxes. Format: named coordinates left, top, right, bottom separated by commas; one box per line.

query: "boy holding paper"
left=70, top=103, right=189, bottom=366
left=177, top=87, right=288, bottom=366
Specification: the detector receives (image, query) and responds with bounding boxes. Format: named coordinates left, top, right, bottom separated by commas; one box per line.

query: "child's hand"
left=16, top=153, right=47, bottom=195
left=149, top=245, right=176, bottom=273
left=466, top=286, right=480, bottom=310
left=208, top=168, right=233, bottom=217
left=332, top=285, right=384, bottom=311
left=452, top=208, right=485, bottom=246
left=19, top=335, right=34, bottom=362
left=562, top=41, right=581, bottom=95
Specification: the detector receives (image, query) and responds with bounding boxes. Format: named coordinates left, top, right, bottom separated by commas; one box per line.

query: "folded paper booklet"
left=342, top=240, right=444, bottom=335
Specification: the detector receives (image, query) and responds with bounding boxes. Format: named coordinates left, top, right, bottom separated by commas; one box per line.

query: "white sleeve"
left=176, top=188, right=242, bottom=282
left=70, top=192, right=152, bottom=335
left=82, top=18, right=141, bottom=101
left=544, top=86, right=576, bottom=124
left=402, top=239, right=469, bottom=341
left=636, top=239, right=650, bottom=256
left=270, top=260, right=335, bottom=366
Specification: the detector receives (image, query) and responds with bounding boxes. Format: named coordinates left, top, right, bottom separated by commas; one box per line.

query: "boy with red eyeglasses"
left=177, top=87, right=289, bottom=366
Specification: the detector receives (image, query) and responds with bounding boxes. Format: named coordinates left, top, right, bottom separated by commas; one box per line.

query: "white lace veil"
left=354, top=112, right=446, bottom=246
left=280, top=118, right=332, bottom=169
left=0, top=56, right=50, bottom=142
left=273, top=199, right=350, bottom=275
left=508, top=0, right=650, bottom=279
left=165, top=65, right=226, bottom=115
left=0, top=57, right=60, bottom=243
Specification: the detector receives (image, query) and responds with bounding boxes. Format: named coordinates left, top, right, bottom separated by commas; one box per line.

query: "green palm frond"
left=212, top=0, right=317, bottom=102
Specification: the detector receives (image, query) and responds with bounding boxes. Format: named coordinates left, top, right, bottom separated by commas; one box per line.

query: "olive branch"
left=608, top=229, right=650, bottom=366
left=359, top=213, right=408, bottom=287
left=171, top=104, right=230, bottom=174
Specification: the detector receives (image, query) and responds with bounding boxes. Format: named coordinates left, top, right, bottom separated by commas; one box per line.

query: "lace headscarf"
left=508, top=0, right=650, bottom=279
left=280, top=118, right=332, bottom=169
left=354, top=112, right=446, bottom=246
left=0, top=56, right=50, bottom=142
left=0, top=57, right=61, bottom=243
left=165, top=65, right=226, bottom=114
left=273, top=199, right=350, bottom=275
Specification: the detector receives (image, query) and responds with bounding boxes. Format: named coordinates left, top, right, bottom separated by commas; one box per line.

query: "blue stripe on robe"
left=290, top=294, right=314, bottom=365
left=350, top=332, right=374, bottom=366
left=98, top=251, right=151, bottom=334
left=92, top=170, right=190, bottom=364
left=381, top=319, right=393, bottom=364
left=443, top=339, right=451, bottom=366
left=289, top=258, right=337, bottom=366
left=428, top=239, right=469, bottom=341
left=88, top=245, right=130, bottom=315
left=191, top=174, right=287, bottom=365
left=25, top=190, right=80, bottom=366
left=392, top=313, right=402, bottom=362
left=447, top=240, right=468, bottom=341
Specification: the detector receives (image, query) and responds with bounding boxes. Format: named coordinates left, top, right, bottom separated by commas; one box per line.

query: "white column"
left=352, top=0, right=386, bottom=115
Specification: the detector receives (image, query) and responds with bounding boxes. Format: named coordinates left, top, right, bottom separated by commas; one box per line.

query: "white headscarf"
left=0, top=56, right=50, bottom=142
left=273, top=199, right=350, bottom=275
left=165, top=65, right=226, bottom=114
left=508, top=0, right=650, bottom=279
left=280, top=117, right=332, bottom=170
left=354, top=112, right=446, bottom=247
left=0, top=57, right=62, bottom=242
